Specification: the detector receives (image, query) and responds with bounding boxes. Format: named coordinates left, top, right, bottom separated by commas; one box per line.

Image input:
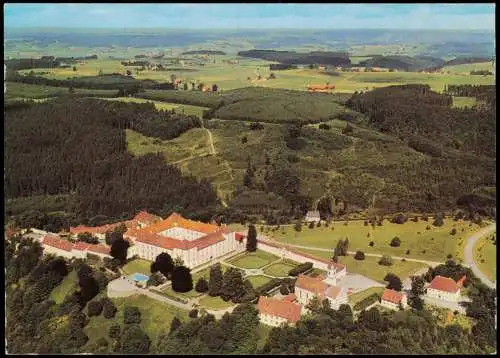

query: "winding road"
left=463, top=224, right=496, bottom=289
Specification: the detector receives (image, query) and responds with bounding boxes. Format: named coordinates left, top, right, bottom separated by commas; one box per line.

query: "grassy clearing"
left=122, top=259, right=152, bottom=276
left=83, top=293, right=188, bottom=349
left=257, top=323, right=272, bottom=349
left=5, top=194, right=73, bottom=216
left=247, top=275, right=273, bottom=288
left=441, top=61, right=494, bottom=74
left=452, top=96, right=477, bottom=109
left=262, top=262, right=296, bottom=277
left=425, top=304, right=474, bottom=331
left=228, top=249, right=280, bottom=269
left=296, top=248, right=427, bottom=283
left=198, top=295, right=236, bottom=310
left=348, top=287, right=385, bottom=306
left=473, top=232, right=496, bottom=281
left=49, top=270, right=78, bottom=304
left=267, top=219, right=480, bottom=262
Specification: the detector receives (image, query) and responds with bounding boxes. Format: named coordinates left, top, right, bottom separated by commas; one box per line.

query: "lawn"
left=267, top=219, right=481, bottom=262
left=198, top=295, right=236, bottom=310
left=262, top=262, right=297, bottom=277
left=473, top=232, right=496, bottom=281
left=122, top=259, right=152, bottom=276
left=257, top=324, right=272, bottom=350
left=228, top=249, right=280, bottom=269
left=296, top=248, right=428, bottom=283
left=348, top=287, right=385, bottom=306
left=49, top=270, right=78, bottom=304
left=247, top=275, right=273, bottom=288
left=83, top=293, right=188, bottom=349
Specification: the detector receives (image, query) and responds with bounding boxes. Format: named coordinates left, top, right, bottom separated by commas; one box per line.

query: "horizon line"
left=5, top=27, right=494, bottom=31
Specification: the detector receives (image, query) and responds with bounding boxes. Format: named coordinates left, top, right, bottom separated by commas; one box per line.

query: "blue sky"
left=4, top=4, right=496, bottom=30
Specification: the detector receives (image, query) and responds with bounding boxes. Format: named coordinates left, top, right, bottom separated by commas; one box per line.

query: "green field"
left=198, top=295, right=236, bottom=310
left=49, top=270, right=78, bottom=304
left=83, top=294, right=188, bottom=349
left=122, top=259, right=152, bottom=276
left=5, top=81, right=118, bottom=99
left=473, top=232, right=496, bottom=281
left=262, top=262, right=297, bottom=277
left=348, top=287, right=385, bottom=306
left=266, top=219, right=480, bottom=262
left=441, top=61, right=494, bottom=74
left=452, top=96, right=478, bottom=109
left=247, top=275, right=273, bottom=288
left=96, top=96, right=208, bottom=117
left=297, top=248, right=428, bottom=283
left=228, top=250, right=280, bottom=269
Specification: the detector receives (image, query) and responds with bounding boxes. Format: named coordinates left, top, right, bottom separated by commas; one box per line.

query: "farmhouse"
left=257, top=295, right=302, bottom=327
left=380, top=288, right=407, bottom=310
left=426, top=275, right=466, bottom=302
left=125, top=212, right=243, bottom=268
left=294, top=263, right=348, bottom=310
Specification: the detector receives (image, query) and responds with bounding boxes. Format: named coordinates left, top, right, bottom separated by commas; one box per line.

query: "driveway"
left=336, top=273, right=384, bottom=294
left=463, top=224, right=496, bottom=289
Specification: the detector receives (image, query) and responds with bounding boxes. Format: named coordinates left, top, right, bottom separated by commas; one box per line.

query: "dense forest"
left=237, top=50, right=351, bottom=66
left=443, top=56, right=493, bottom=66
left=358, top=55, right=445, bottom=71
left=4, top=98, right=218, bottom=230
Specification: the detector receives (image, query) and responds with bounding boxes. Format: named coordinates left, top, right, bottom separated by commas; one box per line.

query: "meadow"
left=441, top=61, right=494, bottom=74
left=296, top=248, right=428, bottom=283
left=264, top=219, right=481, bottom=262
left=49, top=270, right=78, bottom=304
left=5, top=81, right=118, bottom=99
left=473, top=232, right=497, bottom=281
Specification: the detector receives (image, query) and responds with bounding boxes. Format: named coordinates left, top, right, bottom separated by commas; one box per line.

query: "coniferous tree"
left=208, top=263, right=224, bottom=296
left=246, top=224, right=257, bottom=252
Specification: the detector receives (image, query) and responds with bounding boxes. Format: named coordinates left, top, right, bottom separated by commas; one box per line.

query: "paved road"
left=464, top=224, right=496, bottom=289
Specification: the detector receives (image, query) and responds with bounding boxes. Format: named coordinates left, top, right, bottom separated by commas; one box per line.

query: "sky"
left=4, top=3, right=496, bottom=30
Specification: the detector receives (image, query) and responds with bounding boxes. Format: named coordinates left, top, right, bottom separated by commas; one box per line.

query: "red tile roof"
left=258, top=296, right=301, bottom=323
left=456, top=275, right=466, bottom=288
left=295, top=274, right=328, bottom=295
left=143, top=212, right=222, bottom=235
left=134, top=211, right=162, bottom=225
left=325, top=286, right=343, bottom=299
left=73, top=242, right=90, bottom=251
left=428, top=275, right=461, bottom=293
left=87, top=244, right=111, bottom=255
left=282, top=293, right=297, bottom=302
left=381, top=289, right=405, bottom=304
left=328, top=261, right=346, bottom=271
left=42, top=235, right=73, bottom=252
left=133, top=230, right=225, bottom=251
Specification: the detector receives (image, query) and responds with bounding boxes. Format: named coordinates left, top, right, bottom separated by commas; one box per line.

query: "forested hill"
left=4, top=98, right=219, bottom=230
left=358, top=55, right=445, bottom=71
left=237, top=50, right=351, bottom=66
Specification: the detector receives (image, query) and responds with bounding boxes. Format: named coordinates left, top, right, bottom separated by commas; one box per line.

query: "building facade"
left=426, top=275, right=465, bottom=302
left=295, top=267, right=348, bottom=310
left=380, top=288, right=407, bottom=310
left=257, top=296, right=302, bottom=327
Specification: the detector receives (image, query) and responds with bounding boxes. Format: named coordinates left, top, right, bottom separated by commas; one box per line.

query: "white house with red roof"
left=426, top=275, right=466, bottom=302
left=295, top=271, right=348, bottom=310
left=257, top=295, right=302, bottom=327
left=381, top=288, right=407, bottom=310
left=124, top=212, right=243, bottom=268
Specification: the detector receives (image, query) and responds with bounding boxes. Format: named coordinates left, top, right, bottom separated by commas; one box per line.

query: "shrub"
left=412, top=216, right=419, bottom=222
left=426, top=225, right=431, bottom=230
left=102, top=298, right=117, bottom=319
left=249, top=122, right=264, bottom=130
left=195, top=277, right=209, bottom=293
left=379, top=255, right=393, bottom=266
left=432, top=214, right=444, bottom=227
left=353, top=293, right=381, bottom=311
left=354, top=251, right=365, bottom=260
left=289, top=262, right=313, bottom=277
left=450, top=228, right=457, bottom=235
left=308, top=222, right=315, bottom=229
left=406, top=249, right=410, bottom=255
left=294, top=222, right=302, bottom=232
left=422, top=215, right=429, bottom=221
left=422, top=250, right=426, bottom=254
left=316, top=221, right=321, bottom=228
left=318, top=123, right=331, bottom=130
left=369, top=241, right=375, bottom=247
left=255, top=278, right=282, bottom=296
left=109, top=324, right=121, bottom=340
left=124, top=306, right=141, bottom=325
left=87, top=300, right=104, bottom=317
left=189, top=309, right=198, bottom=318
left=390, top=237, right=401, bottom=247
left=279, top=283, right=290, bottom=295
left=447, top=254, right=453, bottom=259
left=364, top=220, right=369, bottom=226
left=391, top=213, right=407, bottom=224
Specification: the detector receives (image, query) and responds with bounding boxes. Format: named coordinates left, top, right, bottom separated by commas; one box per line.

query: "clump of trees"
left=390, top=237, right=401, bottom=247
left=354, top=251, right=365, bottom=260
left=384, top=273, right=402, bottom=291
left=379, top=255, right=393, bottom=266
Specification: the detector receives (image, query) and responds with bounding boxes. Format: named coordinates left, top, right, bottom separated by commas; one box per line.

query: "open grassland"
left=228, top=249, right=280, bottom=269
left=5, top=81, right=118, bottom=99
left=49, top=270, right=78, bottom=304
left=247, top=275, right=273, bottom=288
left=441, top=61, right=494, bottom=74
left=473, top=232, right=496, bottom=281
left=297, top=249, right=427, bottom=283
left=348, top=286, right=385, bottom=306
left=266, top=219, right=481, bottom=262
left=83, top=294, right=188, bottom=349
left=122, top=259, right=152, bottom=276
left=198, top=295, right=236, bottom=310
left=96, top=96, right=208, bottom=117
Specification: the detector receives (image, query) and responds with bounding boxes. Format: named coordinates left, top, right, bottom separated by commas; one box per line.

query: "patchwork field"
left=297, top=248, right=428, bottom=283
left=265, top=219, right=481, bottom=262
left=473, top=232, right=497, bottom=281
